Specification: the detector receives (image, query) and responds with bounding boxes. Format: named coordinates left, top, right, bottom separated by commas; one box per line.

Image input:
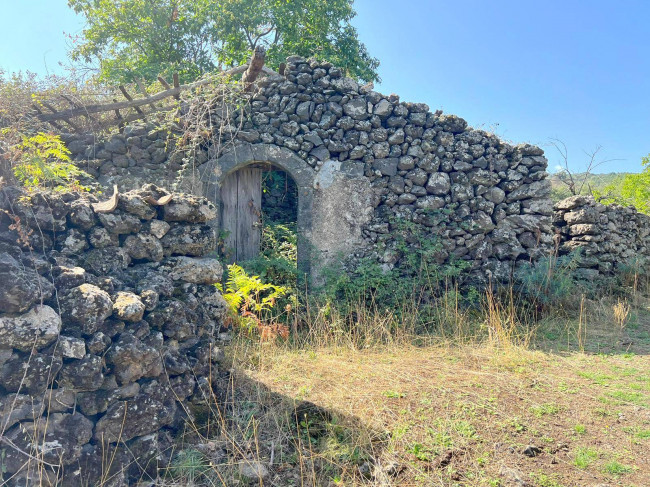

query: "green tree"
left=618, top=154, right=650, bottom=213
left=67, top=0, right=379, bottom=84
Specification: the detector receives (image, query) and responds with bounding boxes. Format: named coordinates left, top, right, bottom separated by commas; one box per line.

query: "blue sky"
left=1, top=0, right=648, bottom=173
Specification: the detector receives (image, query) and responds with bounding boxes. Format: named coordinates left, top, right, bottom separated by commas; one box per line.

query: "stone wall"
left=553, top=195, right=650, bottom=280
left=61, top=126, right=179, bottom=192
left=61, top=55, right=554, bottom=283
left=0, top=184, right=227, bottom=485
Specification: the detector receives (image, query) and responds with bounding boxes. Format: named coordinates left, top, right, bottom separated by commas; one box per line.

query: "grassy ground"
left=236, top=344, right=649, bottom=486
left=158, top=284, right=650, bottom=487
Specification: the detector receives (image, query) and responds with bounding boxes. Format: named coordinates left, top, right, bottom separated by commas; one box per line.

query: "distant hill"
left=548, top=172, right=631, bottom=202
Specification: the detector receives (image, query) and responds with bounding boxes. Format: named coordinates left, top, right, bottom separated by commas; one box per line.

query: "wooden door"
left=221, top=167, right=262, bottom=262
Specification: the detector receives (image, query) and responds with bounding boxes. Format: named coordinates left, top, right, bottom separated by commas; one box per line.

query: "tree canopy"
left=67, top=0, right=380, bottom=84
left=616, top=154, right=650, bottom=213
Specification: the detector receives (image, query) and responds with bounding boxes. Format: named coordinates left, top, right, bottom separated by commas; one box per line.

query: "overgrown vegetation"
left=7, top=132, right=89, bottom=190
left=196, top=187, right=650, bottom=483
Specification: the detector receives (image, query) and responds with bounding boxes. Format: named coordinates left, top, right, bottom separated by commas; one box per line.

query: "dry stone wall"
left=0, top=184, right=227, bottom=486
left=62, top=55, right=555, bottom=283
left=553, top=195, right=650, bottom=280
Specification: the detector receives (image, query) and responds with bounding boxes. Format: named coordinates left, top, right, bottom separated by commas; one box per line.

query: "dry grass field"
left=165, top=294, right=650, bottom=487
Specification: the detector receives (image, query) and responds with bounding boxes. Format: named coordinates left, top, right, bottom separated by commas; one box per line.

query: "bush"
left=8, top=132, right=89, bottom=191
left=515, top=251, right=585, bottom=308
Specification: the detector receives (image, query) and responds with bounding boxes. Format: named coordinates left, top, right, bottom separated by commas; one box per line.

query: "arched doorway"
left=200, top=144, right=316, bottom=276
left=220, top=163, right=298, bottom=263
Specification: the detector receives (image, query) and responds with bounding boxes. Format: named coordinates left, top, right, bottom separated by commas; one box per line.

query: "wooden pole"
left=242, top=46, right=267, bottom=85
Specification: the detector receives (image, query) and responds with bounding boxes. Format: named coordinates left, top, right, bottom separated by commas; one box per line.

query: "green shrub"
left=516, top=251, right=584, bottom=307
left=9, top=132, right=88, bottom=191
left=316, top=215, right=472, bottom=332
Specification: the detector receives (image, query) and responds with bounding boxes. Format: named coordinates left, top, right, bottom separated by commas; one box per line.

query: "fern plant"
left=217, top=264, right=289, bottom=339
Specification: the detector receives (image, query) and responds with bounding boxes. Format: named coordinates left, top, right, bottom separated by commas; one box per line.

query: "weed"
left=573, top=424, right=586, bottom=435
left=168, top=449, right=212, bottom=484
left=383, top=390, right=406, bottom=399
left=602, top=460, right=633, bottom=476
left=530, top=472, right=565, bottom=487
left=408, top=443, right=433, bottom=462
left=530, top=403, right=562, bottom=417
left=217, top=263, right=289, bottom=341
left=516, top=250, right=583, bottom=308
left=605, top=390, right=647, bottom=406
left=577, top=370, right=614, bottom=385
left=9, top=132, right=89, bottom=190
left=622, top=426, right=650, bottom=441
left=612, top=299, right=630, bottom=330
left=573, top=447, right=598, bottom=469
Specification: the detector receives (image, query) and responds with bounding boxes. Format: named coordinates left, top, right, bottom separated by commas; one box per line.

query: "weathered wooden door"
left=221, top=167, right=262, bottom=262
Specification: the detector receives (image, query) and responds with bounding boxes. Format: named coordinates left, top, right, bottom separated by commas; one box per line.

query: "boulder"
left=77, top=382, right=140, bottom=416
left=61, top=284, right=113, bottom=335
left=54, top=266, right=86, bottom=290
left=1, top=351, right=62, bottom=394
left=140, top=289, right=159, bottom=311
left=123, top=233, right=164, bottom=262
left=437, top=114, right=467, bottom=133
left=0, top=305, right=61, bottom=352
left=98, top=211, right=142, bottom=234
left=94, top=381, right=176, bottom=443
left=196, top=287, right=228, bottom=324
left=112, top=292, right=146, bottom=322
left=1, top=413, right=93, bottom=473
left=82, top=247, right=131, bottom=275
left=106, top=332, right=163, bottom=385
left=146, top=300, right=195, bottom=340
left=88, top=226, right=119, bottom=248
left=58, top=354, right=104, bottom=390
left=161, top=224, right=217, bottom=257
left=554, top=194, right=594, bottom=211
left=68, top=198, right=96, bottom=230
left=59, top=336, right=86, bottom=359
left=426, top=173, right=451, bottom=195
left=118, top=191, right=157, bottom=219
left=0, top=393, right=45, bottom=430
left=147, top=219, right=171, bottom=238
left=507, top=179, right=550, bottom=202
left=564, top=207, right=601, bottom=225
left=58, top=228, right=89, bottom=255
left=373, top=99, right=393, bottom=118
left=0, top=252, right=55, bottom=313
left=164, top=256, right=223, bottom=284
left=373, top=158, right=399, bottom=176
left=163, top=194, right=217, bottom=223
left=342, top=99, right=368, bottom=120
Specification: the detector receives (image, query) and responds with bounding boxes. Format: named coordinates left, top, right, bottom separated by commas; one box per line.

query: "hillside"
left=549, top=172, right=631, bottom=202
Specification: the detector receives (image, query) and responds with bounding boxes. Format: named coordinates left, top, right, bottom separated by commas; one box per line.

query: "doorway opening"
left=220, top=162, right=299, bottom=285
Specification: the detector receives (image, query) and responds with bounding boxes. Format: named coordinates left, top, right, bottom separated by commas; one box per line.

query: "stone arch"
left=200, top=143, right=315, bottom=276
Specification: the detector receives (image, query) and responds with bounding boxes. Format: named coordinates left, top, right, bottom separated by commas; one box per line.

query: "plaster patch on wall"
left=313, top=159, right=340, bottom=190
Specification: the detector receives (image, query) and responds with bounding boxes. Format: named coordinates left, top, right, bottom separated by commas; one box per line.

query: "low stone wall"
left=553, top=195, right=650, bottom=279
left=0, top=184, right=227, bottom=485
